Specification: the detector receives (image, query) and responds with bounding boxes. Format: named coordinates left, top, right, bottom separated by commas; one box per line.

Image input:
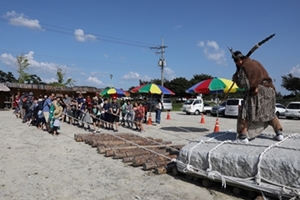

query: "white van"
left=224, top=98, right=243, bottom=117
left=181, top=96, right=204, bottom=115
left=285, top=101, right=300, bottom=119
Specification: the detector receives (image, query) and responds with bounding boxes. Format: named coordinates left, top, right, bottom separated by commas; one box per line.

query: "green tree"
left=281, top=73, right=300, bottom=95
left=25, top=74, right=42, bottom=84
left=139, top=79, right=150, bottom=85
left=16, top=55, right=30, bottom=83
left=151, top=78, right=163, bottom=85
left=0, top=70, right=17, bottom=82
left=189, top=73, right=213, bottom=86
left=49, top=67, right=75, bottom=87
left=169, top=77, right=191, bottom=97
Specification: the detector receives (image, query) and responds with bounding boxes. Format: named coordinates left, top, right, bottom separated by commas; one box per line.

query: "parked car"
left=285, top=101, right=300, bottom=119
left=161, top=98, right=173, bottom=111
left=181, top=96, right=204, bottom=115
left=203, top=103, right=212, bottom=115
left=224, top=98, right=243, bottom=117
left=149, top=98, right=173, bottom=111
left=275, top=103, right=286, bottom=118
left=211, top=101, right=227, bottom=116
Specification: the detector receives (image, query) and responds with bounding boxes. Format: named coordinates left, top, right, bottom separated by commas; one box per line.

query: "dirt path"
left=0, top=110, right=243, bottom=200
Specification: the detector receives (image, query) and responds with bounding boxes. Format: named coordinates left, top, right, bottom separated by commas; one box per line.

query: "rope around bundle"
left=177, top=133, right=300, bottom=199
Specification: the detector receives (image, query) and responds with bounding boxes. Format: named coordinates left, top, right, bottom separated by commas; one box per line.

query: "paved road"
left=134, top=111, right=299, bottom=145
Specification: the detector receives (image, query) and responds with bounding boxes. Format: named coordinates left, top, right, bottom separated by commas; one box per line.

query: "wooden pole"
left=143, top=161, right=170, bottom=170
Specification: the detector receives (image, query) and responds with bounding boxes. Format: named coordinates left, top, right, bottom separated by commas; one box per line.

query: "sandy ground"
left=1, top=110, right=297, bottom=200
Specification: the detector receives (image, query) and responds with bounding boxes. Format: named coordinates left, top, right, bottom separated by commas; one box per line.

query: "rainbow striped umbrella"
left=186, top=77, right=243, bottom=94
left=100, top=88, right=129, bottom=97
left=131, top=83, right=175, bottom=95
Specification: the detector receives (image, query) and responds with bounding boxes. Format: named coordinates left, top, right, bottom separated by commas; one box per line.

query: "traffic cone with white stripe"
left=213, top=118, right=220, bottom=132
left=147, top=112, right=152, bottom=125
left=166, top=111, right=171, bottom=120
left=200, top=113, right=205, bottom=124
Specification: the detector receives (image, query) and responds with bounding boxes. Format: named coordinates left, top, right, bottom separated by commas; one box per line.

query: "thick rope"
left=255, top=134, right=294, bottom=185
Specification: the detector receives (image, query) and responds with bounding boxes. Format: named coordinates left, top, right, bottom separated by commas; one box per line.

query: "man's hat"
left=232, top=51, right=244, bottom=59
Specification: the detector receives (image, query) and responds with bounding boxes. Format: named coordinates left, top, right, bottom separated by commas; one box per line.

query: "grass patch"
left=172, top=102, right=183, bottom=111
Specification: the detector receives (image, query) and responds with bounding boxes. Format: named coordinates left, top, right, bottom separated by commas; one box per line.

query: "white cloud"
left=122, top=72, right=140, bottom=80
left=197, top=40, right=226, bottom=65
left=25, top=51, right=68, bottom=72
left=164, top=67, right=176, bottom=80
left=42, top=77, right=57, bottom=83
left=0, top=53, right=16, bottom=67
left=197, top=41, right=204, bottom=47
left=206, top=41, right=219, bottom=50
left=104, top=54, right=109, bottom=58
left=87, top=76, right=103, bottom=85
left=174, top=25, right=182, bottom=30
left=122, top=71, right=151, bottom=81
left=0, top=51, right=69, bottom=75
left=290, top=64, right=300, bottom=76
left=3, top=11, right=42, bottom=29
left=74, top=29, right=97, bottom=42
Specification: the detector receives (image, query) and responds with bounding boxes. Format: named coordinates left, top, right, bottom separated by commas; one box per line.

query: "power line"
left=0, top=3, right=159, bottom=48
left=0, top=45, right=157, bottom=65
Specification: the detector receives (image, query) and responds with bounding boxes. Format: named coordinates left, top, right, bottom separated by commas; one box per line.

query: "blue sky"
left=0, top=0, right=299, bottom=95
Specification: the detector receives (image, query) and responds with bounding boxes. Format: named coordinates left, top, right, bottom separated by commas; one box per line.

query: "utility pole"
left=150, top=37, right=167, bottom=100
left=110, top=74, right=113, bottom=88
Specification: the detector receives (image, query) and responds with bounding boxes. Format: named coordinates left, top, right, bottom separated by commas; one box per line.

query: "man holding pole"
left=231, top=51, right=284, bottom=143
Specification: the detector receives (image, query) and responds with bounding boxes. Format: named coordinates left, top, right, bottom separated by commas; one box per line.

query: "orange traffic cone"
left=214, top=118, right=220, bottom=132
left=147, top=112, right=152, bottom=125
left=166, top=111, right=171, bottom=120
left=200, top=113, right=205, bottom=124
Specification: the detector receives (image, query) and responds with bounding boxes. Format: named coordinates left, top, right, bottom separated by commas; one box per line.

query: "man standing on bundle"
left=231, top=51, right=284, bottom=143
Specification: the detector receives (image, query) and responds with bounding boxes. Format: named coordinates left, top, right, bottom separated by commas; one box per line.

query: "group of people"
left=13, top=92, right=63, bottom=136
left=13, top=91, right=165, bottom=135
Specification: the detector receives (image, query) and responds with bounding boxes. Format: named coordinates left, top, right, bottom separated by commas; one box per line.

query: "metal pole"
left=161, top=38, right=164, bottom=101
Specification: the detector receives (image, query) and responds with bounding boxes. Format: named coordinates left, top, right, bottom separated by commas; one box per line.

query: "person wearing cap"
left=231, top=51, right=283, bottom=143
left=80, top=99, right=91, bottom=130
left=109, top=97, right=120, bottom=131
left=43, top=93, right=55, bottom=131
left=49, top=96, right=63, bottom=136
left=62, top=94, right=71, bottom=122
left=13, top=92, right=21, bottom=117
left=91, top=102, right=101, bottom=133
left=119, top=99, right=127, bottom=126
left=22, top=92, right=34, bottom=123
left=101, top=98, right=110, bottom=129
left=36, top=94, right=46, bottom=129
